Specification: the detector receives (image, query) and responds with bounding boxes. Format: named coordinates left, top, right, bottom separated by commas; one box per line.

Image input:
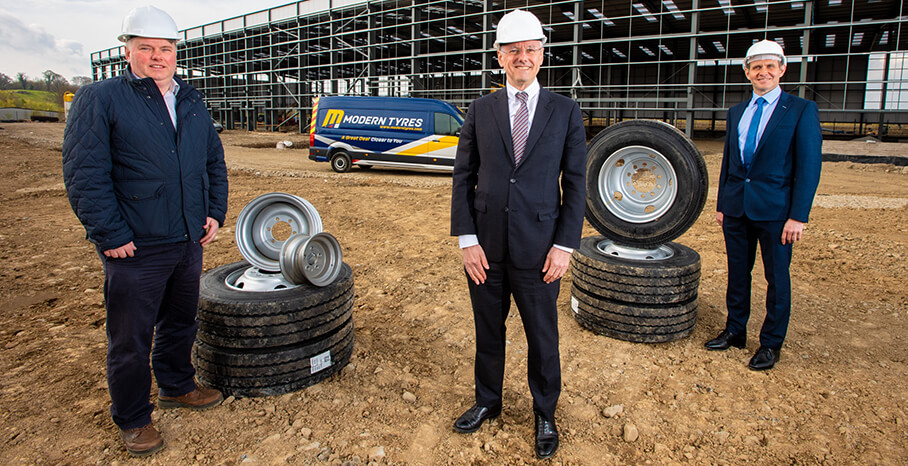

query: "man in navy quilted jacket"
left=62, top=6, right=228, bottom=457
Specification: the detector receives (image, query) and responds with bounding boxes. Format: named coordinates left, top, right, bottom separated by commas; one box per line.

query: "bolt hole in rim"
left=598, top=145, right=678, bottom=224
left=596, top=238, right=675, bottom=261
left=280, top=232, right=343, bottom=287
left=235, top=192, right=323, bottom=272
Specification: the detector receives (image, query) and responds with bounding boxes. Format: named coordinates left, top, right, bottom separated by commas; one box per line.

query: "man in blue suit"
left=449, top=9, right=586, bottom=459
left=706, top=40, right=822, bottom=371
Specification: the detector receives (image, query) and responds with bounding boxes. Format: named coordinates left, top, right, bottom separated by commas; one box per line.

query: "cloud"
left=0, top=12, right=88, bottom=79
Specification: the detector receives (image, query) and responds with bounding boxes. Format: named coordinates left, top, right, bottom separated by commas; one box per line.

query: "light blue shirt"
left=128, top=69, right=178, bottom=129
left=737, top=85, right=782, bottom=164
left=458, top=79, right=572, bottom=254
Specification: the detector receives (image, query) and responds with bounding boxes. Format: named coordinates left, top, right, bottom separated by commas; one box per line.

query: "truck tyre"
left=198, top=261, right=353, bottom=322
left=570, top=262, right=698, bottom=305
left=193, top=321, right=353, bottom=397
left=197, top=289, right=353, bottom=349
left=331, top=151, right=352, bottom=173
left=568, top=235, right=700, bottom=343
left=193, top=261, right=355, bottom=396
left=585, top=120, right=708, bottom=248
left=574, top=236, right=700, bottom=279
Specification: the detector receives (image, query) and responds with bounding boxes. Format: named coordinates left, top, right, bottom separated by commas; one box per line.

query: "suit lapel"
left=727, top=101, right=745, bottom=160
left=491, top=90, right=516, bottom=165
left=521, top=89, right=553, bottom=166
left=754, top=91, right=792, bottom=158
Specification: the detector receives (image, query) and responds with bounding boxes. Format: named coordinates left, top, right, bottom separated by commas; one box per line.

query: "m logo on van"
left=322, top=109, right=345, bottom=128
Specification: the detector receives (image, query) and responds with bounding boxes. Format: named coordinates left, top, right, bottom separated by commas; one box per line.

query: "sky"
left=0, top=0, right=295, bottom=81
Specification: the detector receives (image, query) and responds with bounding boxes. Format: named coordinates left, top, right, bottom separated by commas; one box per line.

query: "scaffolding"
left=90, top=0, right=908, bottom=138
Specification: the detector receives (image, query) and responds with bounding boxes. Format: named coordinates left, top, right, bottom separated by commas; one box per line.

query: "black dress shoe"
left=748, top=346, right=780, bottom=371
left=534, top=413, right=559, bottom=459
left=704, top=329, right=746, bottom=351
left=453, top=404, right=501, bottom=433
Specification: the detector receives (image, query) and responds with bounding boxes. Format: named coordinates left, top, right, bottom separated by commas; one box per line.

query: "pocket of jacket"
left=114, top=180, right=168, bottom=238
left=537, top=208, right=559, bottom=221
left=473, top=196, right=487, bottom=213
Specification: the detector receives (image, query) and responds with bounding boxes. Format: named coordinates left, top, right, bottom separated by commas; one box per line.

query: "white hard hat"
left=494, top=9, right=546, bottom=49
left=743, top=40, right=786, bottom=69
left=118, top=6, right=180, bottom=43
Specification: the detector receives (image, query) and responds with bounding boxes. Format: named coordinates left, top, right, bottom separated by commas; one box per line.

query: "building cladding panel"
left=92, top=0, right=908, bottom=135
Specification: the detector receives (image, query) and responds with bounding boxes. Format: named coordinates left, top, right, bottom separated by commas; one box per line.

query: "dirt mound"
left=0, top=122, right=906, bottom=464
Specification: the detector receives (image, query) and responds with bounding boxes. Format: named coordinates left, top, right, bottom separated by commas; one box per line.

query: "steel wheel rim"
left=596, top=238, right=675, bottom=261
left=235, top=193, right=323, bottom=272
left=279, top=233, right=310, bottom=285
left=225, top=265, right=300, bottom=292
left=597, top=145, right=678, bottom=224
left=280, top=232, right=343, bottom=287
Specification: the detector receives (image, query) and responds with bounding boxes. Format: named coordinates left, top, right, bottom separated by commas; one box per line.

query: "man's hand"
left=104, top=241, right=136, bottom=258
left=781, top=219, right=805, bottom=245
left=542, top=247, right=571, bottom=284
left=200, top=217, right=219, bottom=247
left=716, top=211, right=724, bottom=227
left=462, top=244, right=489, bottom=285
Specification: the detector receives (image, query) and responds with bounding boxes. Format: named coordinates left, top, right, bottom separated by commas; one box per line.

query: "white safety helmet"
left=743, top=39, right=786, bottom=69
left=118, top=5, right=181, bottom=43
left=494, top=9, right=546, bottom=49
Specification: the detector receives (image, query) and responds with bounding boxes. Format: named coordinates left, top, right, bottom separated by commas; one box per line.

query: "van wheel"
left=331, top=151, right=352, bottom=173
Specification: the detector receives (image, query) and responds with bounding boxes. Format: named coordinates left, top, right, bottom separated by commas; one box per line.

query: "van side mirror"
left=455, top=128, right=461, bottom=137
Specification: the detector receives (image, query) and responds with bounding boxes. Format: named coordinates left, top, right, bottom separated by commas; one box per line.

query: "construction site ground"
left=0, top=122, right=906, bottom=465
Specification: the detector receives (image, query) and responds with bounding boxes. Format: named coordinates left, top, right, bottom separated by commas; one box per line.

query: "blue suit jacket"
left=717, top=91, right=822, bottom=223
left=450, top=88, right=587, bottom=270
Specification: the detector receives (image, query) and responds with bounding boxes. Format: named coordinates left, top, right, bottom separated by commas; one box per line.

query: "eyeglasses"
left=501, top=46, right=543, bottom=56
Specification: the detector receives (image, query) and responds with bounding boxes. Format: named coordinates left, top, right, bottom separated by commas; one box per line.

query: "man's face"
left=497, top=40, right=544, bottom=90
left=125, top=37, right=177, bottom=87
left=744, top=58, right=786, bottom=95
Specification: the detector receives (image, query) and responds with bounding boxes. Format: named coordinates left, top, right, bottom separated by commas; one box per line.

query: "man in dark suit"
left=449, top=9, right=586, bottom=459
left=707, top=40, right=822, bottom=371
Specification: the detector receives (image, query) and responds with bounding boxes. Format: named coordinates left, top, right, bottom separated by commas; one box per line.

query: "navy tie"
left=742, top=97, right=766, bottom=168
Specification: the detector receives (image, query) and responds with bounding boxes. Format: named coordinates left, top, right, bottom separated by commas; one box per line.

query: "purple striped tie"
left=512, top=91, right=529, bottom=164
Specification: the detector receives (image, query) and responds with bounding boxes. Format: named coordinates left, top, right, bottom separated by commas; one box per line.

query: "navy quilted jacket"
left=62, top=70, right=229, bottom=250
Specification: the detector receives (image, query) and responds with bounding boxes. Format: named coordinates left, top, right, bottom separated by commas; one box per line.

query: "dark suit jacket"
left=450, top=87, right=586, bottom=270
left=717, top=91, right=822, bottom=223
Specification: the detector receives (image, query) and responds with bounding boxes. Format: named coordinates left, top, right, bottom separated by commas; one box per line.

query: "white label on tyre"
left=570, top=296, right=579, bottom=314
left=311, top=351, right=332, bottom=374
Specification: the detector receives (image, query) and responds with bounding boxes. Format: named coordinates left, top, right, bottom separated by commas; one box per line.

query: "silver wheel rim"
left=235, top=193, right=323, bottom=272
left=597, top=145, right=678, bottom=224
left=225, top=265, right=300, bottom=292
left=332, top=155, right=348, bottom=171
left=596, top=238, right=675, bottom=261
left=280, top=232, right=343, bottom=287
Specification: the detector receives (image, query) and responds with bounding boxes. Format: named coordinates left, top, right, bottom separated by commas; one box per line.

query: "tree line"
left=0, top=70, right=93, bottom=102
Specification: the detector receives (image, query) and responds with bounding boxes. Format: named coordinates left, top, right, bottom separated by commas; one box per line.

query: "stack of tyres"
left=193, top=261, right=354, bottom=397
left=570, top=237, right=700, bottom=343
left=574, top=120, right=708, bottom=343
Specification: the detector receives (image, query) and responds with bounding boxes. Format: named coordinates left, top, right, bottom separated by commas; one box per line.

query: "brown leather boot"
left=119, top=423, right=164, bottom=457
left=158, top=386, right=223, bottom=410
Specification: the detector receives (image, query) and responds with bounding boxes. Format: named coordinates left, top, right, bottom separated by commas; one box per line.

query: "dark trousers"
left=466, top=260, right=561, bottom=421
left=99, top=241, right=203, bottom=430
left=722, top=214, right=793, bottom=350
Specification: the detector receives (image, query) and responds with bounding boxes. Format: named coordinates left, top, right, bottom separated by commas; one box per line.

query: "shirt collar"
left=751, top=86, right=782, bottom=106
left=126, top=67, right=179, bottom=96
left=506, top=79, right=540, bottom=101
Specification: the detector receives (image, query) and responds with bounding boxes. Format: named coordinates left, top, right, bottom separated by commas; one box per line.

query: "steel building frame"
left=91, top=0, right=908, bottom=138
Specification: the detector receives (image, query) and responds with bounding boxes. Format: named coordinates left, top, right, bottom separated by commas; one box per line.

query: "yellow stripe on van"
left=309, top=97, right=320, bottom=135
